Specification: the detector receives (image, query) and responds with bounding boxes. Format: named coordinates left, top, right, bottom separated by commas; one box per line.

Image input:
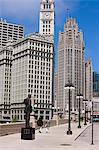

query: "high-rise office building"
left=0, top=18, right=24, bottom=47
left=93, top=72, right=99, bottom=112
left=54, top=72, right=58, bottom=108
left=0, top=40, right=13, bottom=121
left=39, top=0, right=55, bottom=41
left=93, top=72, right=99, bottom=97
left=57, top=18, right=85, bottom=114
left=85, top=59, right=93, bottom=101
left=0, top=19, right=24, bottom=122
left=0, top=0, right=55, bottom=122
left=11, top=33, right=54, bottom=121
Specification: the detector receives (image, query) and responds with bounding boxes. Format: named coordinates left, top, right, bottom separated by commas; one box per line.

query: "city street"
left=0, top=122, right=99, bottom=150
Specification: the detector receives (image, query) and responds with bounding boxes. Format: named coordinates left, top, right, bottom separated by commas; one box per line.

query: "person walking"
left=37, top=117, right=43, bottom=133
left=45, top=120, right=50, bottom=133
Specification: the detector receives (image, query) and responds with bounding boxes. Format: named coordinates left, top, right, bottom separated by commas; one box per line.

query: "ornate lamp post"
left=76, top=94, right=83, bottom=128
left=88, top=100, right=92, bottom=123
left=91, top=101, right=94, bottom=145
left=83, top=99, right=88, bottom=125
left=64, top=82, right=75, bottom=135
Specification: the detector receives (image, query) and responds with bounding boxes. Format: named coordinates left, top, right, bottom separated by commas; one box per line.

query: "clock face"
left=44, top=12, right=50, bottom=19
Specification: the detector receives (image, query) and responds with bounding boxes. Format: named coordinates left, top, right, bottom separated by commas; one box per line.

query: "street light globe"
left=64, top=86, right=70, bottom=90
left=83, top=99, right=88, bottom=102
left=70, top=86, right=75, bottom=90
left=76, top=94, right=83, bottom=99
left=64, top=83, right=75, bottom=90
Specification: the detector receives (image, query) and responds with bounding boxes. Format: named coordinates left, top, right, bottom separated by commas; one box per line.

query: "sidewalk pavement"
left=0, top=121, right=96, bottom=150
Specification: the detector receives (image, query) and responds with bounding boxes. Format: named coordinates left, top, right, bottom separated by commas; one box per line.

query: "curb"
left=74, top=124, right=91, bottom=141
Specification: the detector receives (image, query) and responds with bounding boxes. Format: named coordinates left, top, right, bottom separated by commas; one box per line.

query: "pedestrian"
left=45, top=120, right=50, bottom=133
left=37, top=117, right=43, bottom=133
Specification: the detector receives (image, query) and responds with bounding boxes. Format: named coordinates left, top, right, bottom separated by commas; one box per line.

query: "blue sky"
left=0, top=0, right=99, bottom=72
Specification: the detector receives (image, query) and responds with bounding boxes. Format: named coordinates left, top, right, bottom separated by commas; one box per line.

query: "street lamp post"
left=88, top=100, right=92, bottom=124
left=77, top=94, right=83, bottom=128
left=83, top=99, right=88, bottom=125
left=64, top=83, right=75, bottom=135
left=89, top=109, right=91, bottom=123
left=91, top=101, right=94, bottom=145
left=51, top=105, right=54, bottom=119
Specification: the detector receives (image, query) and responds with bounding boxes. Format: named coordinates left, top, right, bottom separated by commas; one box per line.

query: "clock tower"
left=39, top=0, right=55, bottom=41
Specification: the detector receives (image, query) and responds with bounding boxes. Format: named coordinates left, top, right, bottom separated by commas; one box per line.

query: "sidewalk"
left=0, top=122, right=94, bottom=150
